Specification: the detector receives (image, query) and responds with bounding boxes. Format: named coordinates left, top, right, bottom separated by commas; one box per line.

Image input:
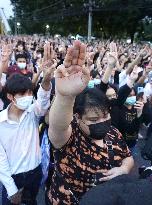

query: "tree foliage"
left=10, top=0, right=152, bottom=40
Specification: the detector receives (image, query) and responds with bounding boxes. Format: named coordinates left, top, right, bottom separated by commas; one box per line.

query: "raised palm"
left=55, top=41, right=90, bottom=97
left=108, top=42, right=118, bottom=66
left=38, top=42, right=57, bottom=79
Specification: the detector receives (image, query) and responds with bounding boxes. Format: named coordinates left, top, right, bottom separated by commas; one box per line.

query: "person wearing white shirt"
left=0, top=73, right=52, bottom=205
left=144, top=73, right=152, bottom=98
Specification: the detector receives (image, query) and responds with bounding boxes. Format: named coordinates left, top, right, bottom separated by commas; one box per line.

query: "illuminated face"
left=106, top=88, right=117, bottom=100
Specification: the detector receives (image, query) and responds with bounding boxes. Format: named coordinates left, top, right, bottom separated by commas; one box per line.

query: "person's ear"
left=7, top=94, right=14, bottom=102
left=75, top=113, right=81, bottom=123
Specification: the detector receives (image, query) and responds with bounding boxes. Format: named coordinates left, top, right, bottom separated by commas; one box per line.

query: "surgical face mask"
left=88, top=79, right=101, bottom=88
left=88, top=80, right=95, bottom=88
left=17, top=62, right=26, bottom=70
left=144, top=78, right=148, bottom=84
left=88, top=120, right=111, bottom=140
left=14, top=96, right=33, bottom=110
left=94, top=78, right=101, bottom=85
left=125, top=96, right=136, bottom=106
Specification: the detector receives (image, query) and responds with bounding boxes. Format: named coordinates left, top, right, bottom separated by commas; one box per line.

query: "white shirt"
left=0, top=73, right=7, bottom=87
left=0, top=86, right=51, bottom=197
left=119, top=67, right=144, bottom=88
left=119, top=70, right=128, bottom=87
left=144, top=83, right=152, bottom=97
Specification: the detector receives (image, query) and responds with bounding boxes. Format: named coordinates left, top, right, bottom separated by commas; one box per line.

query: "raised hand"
left=0, top=44, right=12, bottom=62
left=38, top=42, right=57, bottom=77
left=43, top=42, right=55, bottom=68
left=134, top=101, right=144, bottom=118
left=107, top=42, right=118, bottom=67
left=129, top=65, right=139, bottom=82
left=0, top=44, right=12, bottom=72
left=55, top=40, right=90, bottom=97
left=139, top=46, right=148, bottom=58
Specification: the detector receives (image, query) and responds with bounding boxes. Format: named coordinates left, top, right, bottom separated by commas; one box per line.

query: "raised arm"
left=49, top=41, right=90, bottom=149
left=101, top=42, right=117, bottom=84
left=100, top=42, right=117, bottom=93
left=125, top=48, right=148, bottom=75
left=117, top=66, right=139, bottom=105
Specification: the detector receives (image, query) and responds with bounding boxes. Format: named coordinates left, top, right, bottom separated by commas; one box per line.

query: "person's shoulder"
left=8, top=65, right=20, bottom=73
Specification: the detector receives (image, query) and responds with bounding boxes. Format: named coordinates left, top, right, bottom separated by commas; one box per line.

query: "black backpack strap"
left=105, top=136, right=115, bottom=168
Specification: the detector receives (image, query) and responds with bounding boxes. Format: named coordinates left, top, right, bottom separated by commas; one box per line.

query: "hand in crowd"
left=129, top=65, right=139, bottom=82
left=55, top=40, right=90, bottom=97
left=107, top=42, right=118, bottom=68
left=134, top=101, right=144, bottom=118
left=10, top=188, right=23, bottom=204
left=38, top=42, right=57, bottom=76
left=99, top=167, right=128, bottom=182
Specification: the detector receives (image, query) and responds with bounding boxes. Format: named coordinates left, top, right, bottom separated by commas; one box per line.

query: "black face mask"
left=88, top=120, right=111, bottom=140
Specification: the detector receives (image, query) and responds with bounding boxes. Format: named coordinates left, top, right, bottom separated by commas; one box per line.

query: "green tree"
left=10, top=0, right=152, bottom=41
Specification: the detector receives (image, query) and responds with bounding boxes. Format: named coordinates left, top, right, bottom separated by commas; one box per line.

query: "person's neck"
left=124, top=104, right=132, bottom=110
left=21, top=69, right=27, bottom=74
left=8, top=104, right=24, bottom=122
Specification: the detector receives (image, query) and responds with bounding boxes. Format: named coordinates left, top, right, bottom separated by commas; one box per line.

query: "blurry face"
left=7, top=90, right=33, bottom=104
left=17, top=45, right=24, bottom=51
left=106, top=88, right=117, bottom=100
left=119, top=55, right=126, bottom=64
left=78, top=107, right=110, bottom=136
left=102, top=56, right=108, bottom=65
left=128, top=89, right=135, bottom=97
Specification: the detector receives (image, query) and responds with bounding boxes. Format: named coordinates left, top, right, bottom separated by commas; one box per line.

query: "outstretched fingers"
left=78, top=43, right=86, bottom=66
left=71, top=40, right=81, bottom=65
left=47, top=42, right=51, bottom=60
left=43, top=43, right=48, bottom=62
left=64, top=47, right=73, bottom=68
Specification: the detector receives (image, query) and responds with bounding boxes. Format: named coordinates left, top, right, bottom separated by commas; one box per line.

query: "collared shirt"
left=0, top=85, right=51, bottom=197
left=7, top=65, right=33, bottom=80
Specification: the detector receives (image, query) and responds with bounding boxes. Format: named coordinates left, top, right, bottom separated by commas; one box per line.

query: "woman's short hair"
left=74, top=87, right=109, bottom=118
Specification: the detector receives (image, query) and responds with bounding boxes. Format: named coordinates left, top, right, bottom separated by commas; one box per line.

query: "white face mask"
left=17, top=62, right=26, bottom=70
left=14, top=96, right=33, bottom=110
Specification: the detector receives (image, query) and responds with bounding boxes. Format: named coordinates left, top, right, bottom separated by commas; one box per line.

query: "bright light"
left=17, top=22, right=20, bottom=26
left=46, top=25, right=50, bottom=29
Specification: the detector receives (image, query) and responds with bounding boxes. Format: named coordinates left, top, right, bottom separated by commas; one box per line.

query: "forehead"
left=15, top=90, right=32, bottom=97
left=82, top=107, right=105, bottom=119
left=106, top=88, right=116, bottom=95
left=17, top=58, right=26, bottom=61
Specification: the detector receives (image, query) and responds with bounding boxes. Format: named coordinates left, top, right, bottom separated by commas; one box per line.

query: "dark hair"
left=90, top=69, right=101, bottom=79
left=93, top=52, right=99, bottom=64
left=16, top=41, right=26, bottom=50
left=15, top=53, right=27, bottom=61
left=4, top=74, right=33, bottom=96
left=74, top=87, right=109, bottom=118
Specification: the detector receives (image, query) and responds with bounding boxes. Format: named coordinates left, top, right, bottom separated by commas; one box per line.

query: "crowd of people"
left=0, top=35, right=152, bottom=205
